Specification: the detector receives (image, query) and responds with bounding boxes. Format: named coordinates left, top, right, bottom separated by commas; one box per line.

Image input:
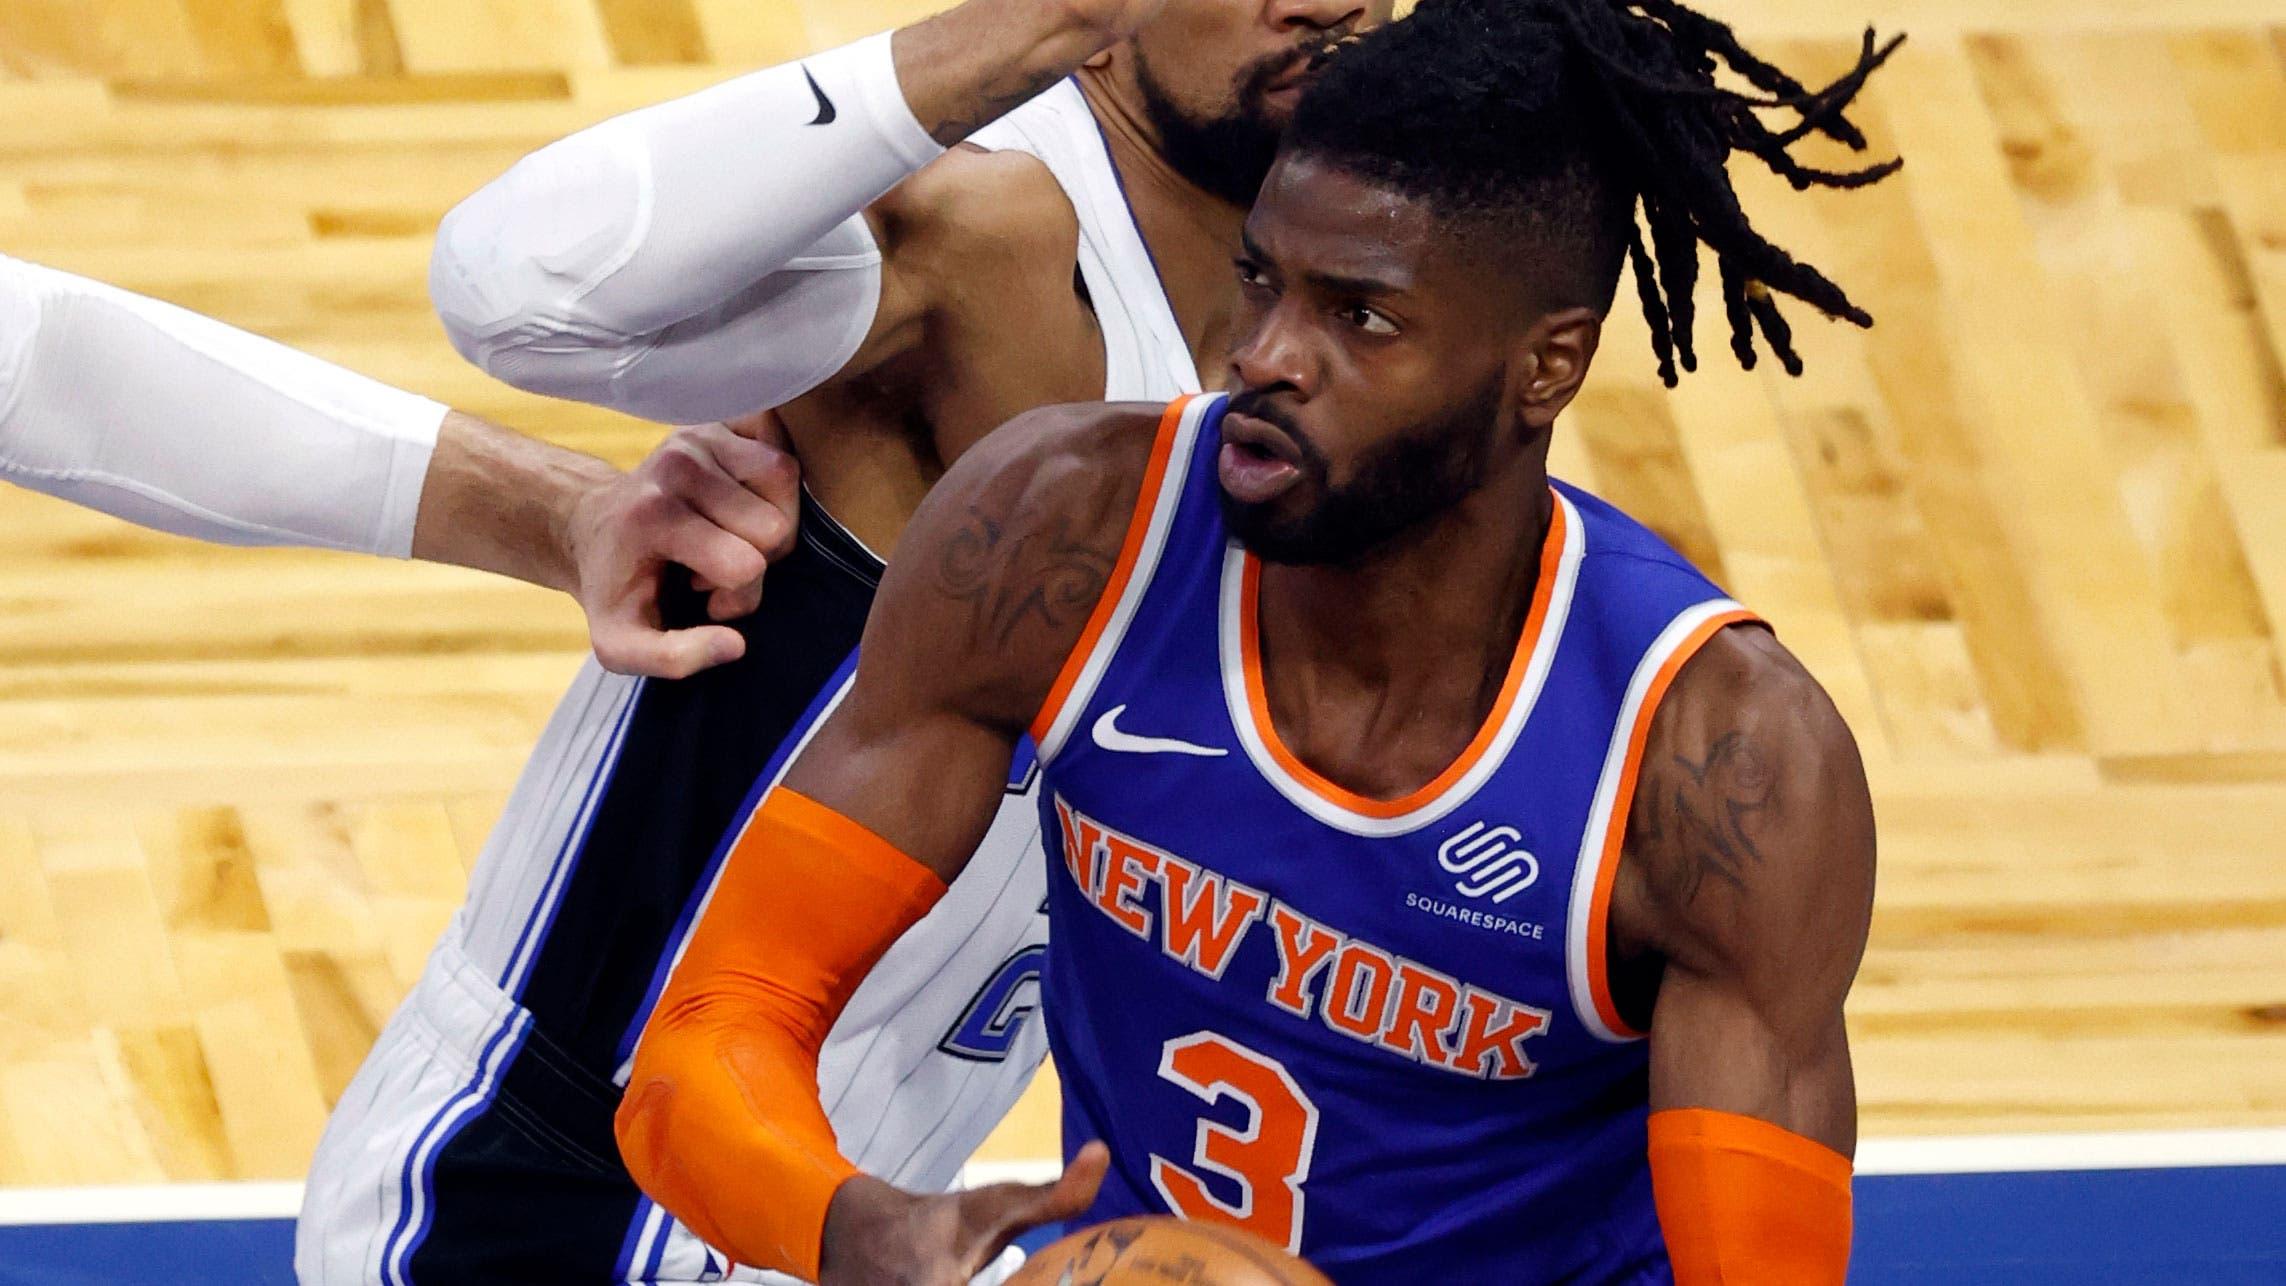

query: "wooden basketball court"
left=1, top=0, right=2283, bottom=1194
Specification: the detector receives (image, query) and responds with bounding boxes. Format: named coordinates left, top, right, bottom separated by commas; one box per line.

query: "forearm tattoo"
left=930, top=68, right=1066, bottom=148
left=932, top=503, right=1115, bottom=649
left=1636, top=730, right=1778, bottom=906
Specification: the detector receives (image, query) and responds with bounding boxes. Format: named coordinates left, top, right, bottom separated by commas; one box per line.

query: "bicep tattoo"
left=931, top=502, right=1115, bottom=651
left=1634, top=730, right=1779, bottom=908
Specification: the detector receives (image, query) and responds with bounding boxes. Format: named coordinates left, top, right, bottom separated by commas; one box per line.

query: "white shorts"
left=298, top=901, right=1048, bottom=1284
left=296, top=660, right=1054, bottom=1284
left=292, top=545, right=1051, bottom=1286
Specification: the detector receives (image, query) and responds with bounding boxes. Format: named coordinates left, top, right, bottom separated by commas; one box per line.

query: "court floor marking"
left=960, top=1125, right=2286, bottom=1187
left=0, top=1182, right=304, bottom=1226
left=3, top=1127, right=2282, bottom=1226
left=1856, top=1126, right=2286, bottom=1175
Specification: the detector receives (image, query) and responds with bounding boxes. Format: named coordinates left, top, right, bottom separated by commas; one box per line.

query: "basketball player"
left=298, top=1, right=1391, bottom=1281
left=0, top=254, right=796, bottom=679
left=620, top=1, right=1895, bottom=1281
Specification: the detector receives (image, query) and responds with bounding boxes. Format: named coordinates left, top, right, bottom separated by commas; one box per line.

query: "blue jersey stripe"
left=380, top=685, right=640, bottom=1285
left=502, top=686, right=644, bottom=997
left=379, top=1011, right=533, bottom=1284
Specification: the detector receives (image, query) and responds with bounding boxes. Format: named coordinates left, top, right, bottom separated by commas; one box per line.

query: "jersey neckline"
left=1217, top=489, right=1586, bottom=837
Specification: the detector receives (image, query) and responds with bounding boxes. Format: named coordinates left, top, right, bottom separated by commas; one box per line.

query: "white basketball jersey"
left=547, top=81, right=1200, bottom=1283
left=970, top=78, right=1205, bottom=407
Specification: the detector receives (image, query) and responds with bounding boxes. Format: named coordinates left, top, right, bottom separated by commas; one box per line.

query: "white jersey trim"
left=1563, top=596, right=1753, bottom=1044
left=1035, top=395, right=1215, bottom=764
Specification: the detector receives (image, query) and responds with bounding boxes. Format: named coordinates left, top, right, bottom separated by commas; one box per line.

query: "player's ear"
left=1512, top=307, right=1601, bottom=436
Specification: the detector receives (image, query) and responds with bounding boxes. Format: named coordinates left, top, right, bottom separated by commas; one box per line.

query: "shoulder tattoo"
left=931, top=500, right=1116, bottom=651
left=1633, top=729, right=1779, bottom=907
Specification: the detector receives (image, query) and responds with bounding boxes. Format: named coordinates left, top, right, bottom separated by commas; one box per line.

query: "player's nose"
left=1230, top=307, right=1316, bottom=400
left=1268, top=0, right=1369, bottom=36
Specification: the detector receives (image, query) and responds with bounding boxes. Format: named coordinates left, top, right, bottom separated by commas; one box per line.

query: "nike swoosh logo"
left=802, top=67, right=837, bottom=126
left=1091, top=705, right=1228, bottom=758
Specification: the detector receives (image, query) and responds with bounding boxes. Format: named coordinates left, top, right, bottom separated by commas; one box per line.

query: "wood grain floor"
left=2, top=0, right=2283, bottom=1188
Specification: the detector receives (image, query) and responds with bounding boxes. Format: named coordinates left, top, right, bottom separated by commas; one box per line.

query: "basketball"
left=1008, top=1217, right=1334, bottom=1286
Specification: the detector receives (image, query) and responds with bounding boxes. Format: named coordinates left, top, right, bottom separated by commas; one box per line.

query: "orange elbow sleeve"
left=1649, top=1108, right=1853, bottom=1285
left=615, top=788, right=947, bottom=1280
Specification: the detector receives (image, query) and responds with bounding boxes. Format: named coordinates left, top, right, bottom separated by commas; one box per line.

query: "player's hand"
left=565, top=413, right=800, bottom=679
left=818, top=1143, right=1109, bottom=1286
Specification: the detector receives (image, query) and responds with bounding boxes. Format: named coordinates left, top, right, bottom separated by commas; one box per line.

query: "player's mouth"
left=1252, top=46, right=1323, bottom=110
left=1220, top=410, right=1306, bottom=506
left=1263, top=70, right=1308, bottom=105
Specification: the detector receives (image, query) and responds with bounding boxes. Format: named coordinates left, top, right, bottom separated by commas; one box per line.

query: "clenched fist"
left=566, top=412, right=800, bottom=679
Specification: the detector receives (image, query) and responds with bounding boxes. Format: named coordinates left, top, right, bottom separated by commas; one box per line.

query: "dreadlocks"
left=1283, top=0, right=1903, bottom=385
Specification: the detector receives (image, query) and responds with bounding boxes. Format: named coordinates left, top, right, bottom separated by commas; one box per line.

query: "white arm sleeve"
left=430, top=31, right=945, bottom=425
left=0, top=256, right=442, bottom=557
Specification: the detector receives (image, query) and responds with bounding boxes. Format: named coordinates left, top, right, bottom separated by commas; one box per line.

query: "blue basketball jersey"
left=1027, top=394, right=1759, bottom=1283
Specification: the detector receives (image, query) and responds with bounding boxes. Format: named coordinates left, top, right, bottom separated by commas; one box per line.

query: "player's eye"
left=1235, top=258, right=1274, bottom=291
left=1342, top=304, right=1399, bottom=337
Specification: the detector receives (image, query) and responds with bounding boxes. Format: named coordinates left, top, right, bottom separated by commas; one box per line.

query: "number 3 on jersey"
left=1148, top=1031, right=1321, bottom=1254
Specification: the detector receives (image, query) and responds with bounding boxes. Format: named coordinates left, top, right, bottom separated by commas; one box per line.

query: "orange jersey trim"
left=1583, top=608, right=1759, bottom=1040
left=1028, top=396, right=1197, bottom=745
left=1235, top=491, right=1571, bottom=820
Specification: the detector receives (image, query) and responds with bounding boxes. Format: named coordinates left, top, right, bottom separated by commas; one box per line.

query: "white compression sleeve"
left=0, top=256, right=443, bottom=557
left=430, top=31, right=944, bottom=425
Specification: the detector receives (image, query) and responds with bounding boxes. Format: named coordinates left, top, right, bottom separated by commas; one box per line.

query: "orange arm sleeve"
left=614, top=788, right=947, bottom=1280
left=1648, top=1108, right=1854, bottom=1285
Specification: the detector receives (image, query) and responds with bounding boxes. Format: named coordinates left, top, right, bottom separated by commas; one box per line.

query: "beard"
left=1219, top=381, right=1505, bottom=567
left=1133, top=42, right=1322, bottom=207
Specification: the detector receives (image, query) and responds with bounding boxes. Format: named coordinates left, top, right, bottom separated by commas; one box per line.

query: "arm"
left=0, top=254, right=794, bottom=678
left=1619, top=625, right=1876, bottom=1283
left=616, top=402, right=1164, bottom=1282
left=414, top=412, right=799, bottom=677
left=430, top=0, right=1165, bottom=424
left=0, top=253, right=440, bottom=556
